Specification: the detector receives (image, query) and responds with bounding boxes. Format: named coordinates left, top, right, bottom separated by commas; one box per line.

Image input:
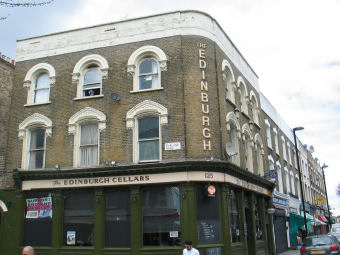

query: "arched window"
left=237, top=77, right=248, bottom=115
left=276, top=161, right=283, bottom=193
left=126, top=100, right=168, bottom=163
left=83, top=66, right=102, bottom=96
left=23, top=63, right=56, bottom=105
left=138, top=58, right=159, bottom=90
left=242, top=124, right=253, bottom=172
left=34, top=73, right=50, bottom=103
left=222, top=59, right=236, bottom=104
left=79, top=122, right=99, bottom=166
left=290, top=171, right=295, bottom=195
left=127, top=45, right=167, bottom=92
left=254, top=133, right=264, bottom=176
left=138, top=116, right=159, bottom=161
left=72, top=54, right=109, bottom=99
left=249, top=91, right=259, bottom=125
left=284, top=167, right=290, bottom=194
left=18, top=113, right=52, bottom=170
left=226, top=112, right=240, bottom=166
left=68, top=107, right=106, bottom=167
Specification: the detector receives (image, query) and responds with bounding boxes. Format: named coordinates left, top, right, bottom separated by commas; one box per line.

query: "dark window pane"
left=138, top=117, right=159, bottom=139
left=197, top=184, right=220, bottom=243
left=63, top=190, right=94, bottom=246
left=29, top=129, right=45, bottom=169
left=143, top=186, right=181, bottom=246
left=105, top=189, right=131, bottom=247
left=254, top=197, right=263, bottom=240
left=139, top=58, right=157, bottom=74
left=30, top=129, right=45, bottom=149
left=23, top=192, right=52, bottom=246
left=229, top=189, right=241, bottom=243
left=139, top=140, right=159, bottom=161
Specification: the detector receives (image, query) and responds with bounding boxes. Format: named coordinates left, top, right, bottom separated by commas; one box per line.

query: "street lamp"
left=293, top=127, right=308, bottom=237
left=321, top=163, right=332, bottom=231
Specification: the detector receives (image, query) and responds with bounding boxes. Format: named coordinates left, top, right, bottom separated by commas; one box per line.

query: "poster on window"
left=25, top=197, right=52, bottom=218
left=67, top=231, right=76, bottom=245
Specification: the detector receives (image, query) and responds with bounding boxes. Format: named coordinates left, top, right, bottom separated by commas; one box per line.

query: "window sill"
left=138, top=160, right=160, bottom=164
left=24, top=101, right=51, bottom=107
left=74, top=95, right=104, bottom=101
left=130, top=87, right=163, bottom=94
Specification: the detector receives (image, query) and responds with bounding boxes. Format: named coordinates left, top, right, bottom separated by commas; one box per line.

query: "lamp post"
left=293, top=127, right=308, bottom=237
left=321, top=163, right=332, bottom=232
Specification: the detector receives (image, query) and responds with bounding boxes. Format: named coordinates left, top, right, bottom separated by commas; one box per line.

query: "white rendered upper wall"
left=16, top=10, right=259, bottom=92
left=260, top=92, right=294, bottom=143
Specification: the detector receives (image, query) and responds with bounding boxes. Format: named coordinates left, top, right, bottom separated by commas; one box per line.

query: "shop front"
left=0, top=161, right=275, bottom=255
left=272, top=192, right=289, bottom=253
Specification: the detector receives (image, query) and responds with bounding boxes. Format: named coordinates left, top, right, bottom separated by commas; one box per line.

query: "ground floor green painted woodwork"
left=0, top=161, right=275, bottom=255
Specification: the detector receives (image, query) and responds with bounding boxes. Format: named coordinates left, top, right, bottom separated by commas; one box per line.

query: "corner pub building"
left=0, top=11, right=275, bottom=255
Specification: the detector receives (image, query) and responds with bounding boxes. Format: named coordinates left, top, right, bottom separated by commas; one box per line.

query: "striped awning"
left=318, top=215, right=328, bottom=223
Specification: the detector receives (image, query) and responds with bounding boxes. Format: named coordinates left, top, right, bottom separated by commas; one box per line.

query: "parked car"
left=301, top=234, right=339, bottom=254
left=332, top=224, right=340, bottom=233
left=330, top=232, right=340, bottom=242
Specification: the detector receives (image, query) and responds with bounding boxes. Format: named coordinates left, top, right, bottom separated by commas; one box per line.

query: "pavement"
left=278, top=249, right=300, bottom=255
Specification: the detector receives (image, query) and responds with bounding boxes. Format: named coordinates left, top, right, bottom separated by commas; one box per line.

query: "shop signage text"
left=198, top=42, right=211, bottom=151
left=53, top=175, right=150, bottom=187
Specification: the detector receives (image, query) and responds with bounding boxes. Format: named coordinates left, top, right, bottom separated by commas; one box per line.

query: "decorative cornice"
left=126, top=100, right=168, bottom=129
left=16, top=160, right=275, bottom=190
left=68, top=107, right=106, bottom=134
left=18, top=113, right=53, bottom=139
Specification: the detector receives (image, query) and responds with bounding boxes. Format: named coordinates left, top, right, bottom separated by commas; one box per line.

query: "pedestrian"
left=22, top=246, right=34, bottom=255
left=183, top=240, right=200, bottom=255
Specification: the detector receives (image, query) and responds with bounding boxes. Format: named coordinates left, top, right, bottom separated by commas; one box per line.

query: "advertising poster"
left=25, top=196, right=52, bottom=218
left=67, top=231, right=76, bottom=245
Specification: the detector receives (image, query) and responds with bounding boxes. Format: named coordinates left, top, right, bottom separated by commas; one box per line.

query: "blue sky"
left=1, top=0, right=340, bottom=215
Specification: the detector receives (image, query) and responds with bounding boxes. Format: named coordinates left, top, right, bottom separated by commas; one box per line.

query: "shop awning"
left=318, top=215, right=328, bottom=223
left=289, top=213, right=306, bottom=246
left=273, top=204, right=286, bottom=210
left=312, top=218, right=326, bottom=226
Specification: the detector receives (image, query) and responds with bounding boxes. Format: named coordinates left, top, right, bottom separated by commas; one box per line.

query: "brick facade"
left=0, top=56, right=14, bottom=188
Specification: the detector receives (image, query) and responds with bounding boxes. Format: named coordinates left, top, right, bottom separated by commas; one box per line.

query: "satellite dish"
left=225, top=143, right=237, bottom=157
left=309, top=145, right=314, bottom=153
left=111, top=93, right=121, bottom=101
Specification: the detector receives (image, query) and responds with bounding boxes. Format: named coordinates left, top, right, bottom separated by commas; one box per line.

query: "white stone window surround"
left=242, top=123, right=253, bottom=173
left=287, top=142, right=292, bottom=165
left=23, top=63, right=56, bottom=106
left=249, top=90, right=259, bottom=126
left=273, top=127, right=279, bottom=154
left=126, top=100, right=168, bottom=163
left=265, top=119, right=272, bottom=149
left=222, top=59, right=236, bottom=104
left=226, top=111, right=241, bottom=166
left=290, top=171, right=295, bottom=195
left=284, top=166, right=290, bottom=194
left=72, top=54, right=109, bottom=99
left=18, top=113, right=53, bottom=170
left=254, top=133, right=264, bottom=176
left=68, top=107, right=107, bottom=167
left=127, top=45, right=168, bottom=93
left=281, top=136, right=287, bottom=161
left=276, top=161, right=283, bottom=193
left=237, top=76, right=248, bottom=116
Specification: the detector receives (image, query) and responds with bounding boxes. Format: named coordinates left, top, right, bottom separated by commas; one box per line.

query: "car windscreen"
left=304, top=236, right=332, bottom=246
